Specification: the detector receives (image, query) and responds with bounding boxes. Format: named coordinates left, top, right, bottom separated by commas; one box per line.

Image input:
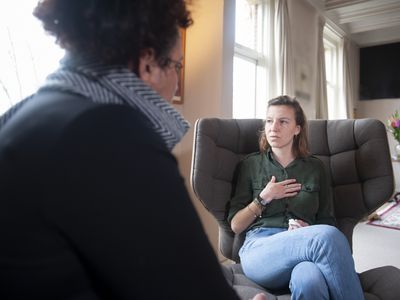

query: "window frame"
left=323, top=25, right=345, bottom=120
left=232, top=0, right=269, bottom=119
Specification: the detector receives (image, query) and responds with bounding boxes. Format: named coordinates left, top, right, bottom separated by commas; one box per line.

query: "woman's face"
left=265, top=105, right=300, bottom=151
left=138, top=36, right=182, bottom=102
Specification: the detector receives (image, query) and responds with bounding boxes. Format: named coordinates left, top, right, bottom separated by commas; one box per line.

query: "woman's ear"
left=137, top=49, right=156, bottom=82
left=295, top=125, right=301, bottom=135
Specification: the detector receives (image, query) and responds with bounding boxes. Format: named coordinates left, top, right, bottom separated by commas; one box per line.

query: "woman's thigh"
left=239, top=225, right=344, bottom=289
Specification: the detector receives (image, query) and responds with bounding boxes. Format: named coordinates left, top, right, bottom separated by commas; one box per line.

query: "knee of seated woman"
left=313, top=225, right=348, bottom=245
left=291, top=262, right=325, bottom=283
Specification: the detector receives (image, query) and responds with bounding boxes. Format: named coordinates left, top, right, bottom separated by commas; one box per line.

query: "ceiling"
left=307, top=0, right=400, bottom=47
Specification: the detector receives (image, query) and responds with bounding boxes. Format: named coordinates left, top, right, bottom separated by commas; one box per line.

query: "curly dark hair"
left=259, top=95, right=310, bottom=158
left=33, top=0, right=193, bottom=71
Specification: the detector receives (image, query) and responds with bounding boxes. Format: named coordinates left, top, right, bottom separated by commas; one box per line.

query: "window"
left=0, top=1, right=64, bottom=115
left=324, top=25, right=346, bottom=119
left=233, top=0, right=269, bottom=119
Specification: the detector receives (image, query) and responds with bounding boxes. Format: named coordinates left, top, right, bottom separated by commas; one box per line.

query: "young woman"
left=228, top=95, right=364, bottom=299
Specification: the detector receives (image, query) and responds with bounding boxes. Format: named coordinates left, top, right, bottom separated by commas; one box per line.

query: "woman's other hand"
left=288, top=218, right=309, bottom=231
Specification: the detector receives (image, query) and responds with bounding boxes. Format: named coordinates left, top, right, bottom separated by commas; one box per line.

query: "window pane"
left=327, top=84, right=335, bottom=120
left=324, top=25, right=346, bottom=120
left=235, top=0, right=257, bottom=50
left=324, top=47, right=332, bottom=82
left=0, top=0, right=64, bottom=115
left=255, top=64, right=267, bottom=118
left=233, top=56, right=256, bottom=118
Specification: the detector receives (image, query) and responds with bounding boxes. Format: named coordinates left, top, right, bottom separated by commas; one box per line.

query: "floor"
left=353, top=204, right=400, bottom=273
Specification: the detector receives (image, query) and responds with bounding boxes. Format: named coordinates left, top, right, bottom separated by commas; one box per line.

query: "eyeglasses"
left=165, top=58, right=183, bottom=74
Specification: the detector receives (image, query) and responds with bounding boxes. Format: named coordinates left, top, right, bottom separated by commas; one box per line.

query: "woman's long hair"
left=259, top=95, right=310, bottom=158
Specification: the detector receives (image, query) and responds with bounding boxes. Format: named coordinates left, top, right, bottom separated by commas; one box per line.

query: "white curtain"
left=315, top=16, right=328, bottom=119
left=267, top=0, right=295, bottom=99
left=343, top=37, right=359, bottom=118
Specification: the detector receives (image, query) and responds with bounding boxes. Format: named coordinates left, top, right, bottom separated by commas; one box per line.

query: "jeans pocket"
left=245, top=227, right=263, bottom=240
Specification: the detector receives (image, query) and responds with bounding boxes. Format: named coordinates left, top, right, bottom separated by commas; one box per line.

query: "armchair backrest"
left=191, top=118, right=394, bottom=262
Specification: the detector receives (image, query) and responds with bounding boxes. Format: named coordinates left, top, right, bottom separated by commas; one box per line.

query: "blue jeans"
left=239, top=225, right=364, bottom=300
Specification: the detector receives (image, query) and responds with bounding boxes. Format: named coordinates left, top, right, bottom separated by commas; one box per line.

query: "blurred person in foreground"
left=0, top=1, right=266, bottom=299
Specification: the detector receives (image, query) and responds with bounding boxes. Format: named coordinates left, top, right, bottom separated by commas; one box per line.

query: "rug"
left=367, top=201, right=400, bottom=230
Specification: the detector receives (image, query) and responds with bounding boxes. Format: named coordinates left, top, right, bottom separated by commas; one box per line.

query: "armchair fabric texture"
left=191, top=118, right=400, bottom=300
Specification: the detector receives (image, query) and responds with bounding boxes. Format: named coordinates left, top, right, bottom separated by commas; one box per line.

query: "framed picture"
left=172, top=29, right=186, bottom=104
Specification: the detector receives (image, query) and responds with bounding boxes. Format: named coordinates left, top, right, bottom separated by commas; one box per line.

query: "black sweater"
left=0, top=91, right=239, bottom=300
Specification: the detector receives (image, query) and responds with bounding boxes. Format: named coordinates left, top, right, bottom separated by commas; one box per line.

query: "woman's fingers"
left=284, top=183, right=301, bottom=191
left=280, top=178, right=297, bottom=185
left=263, top=178, right=302, bottom=200
left=283, top=184, right=301, bottom=198
left=285, top=192, right=298, bottom=197
left=296, top=219, right=309, bottom=227
left=279, top=179, right=301, bottom=193
left=288, top=219, right=309, bottom=231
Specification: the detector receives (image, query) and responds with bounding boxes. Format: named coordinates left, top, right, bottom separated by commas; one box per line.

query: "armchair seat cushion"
left=360, top=266, right=400, bottom=300
left=223, top=263, right=400, bottom=300
left=221, top=264, right=287, bottom=300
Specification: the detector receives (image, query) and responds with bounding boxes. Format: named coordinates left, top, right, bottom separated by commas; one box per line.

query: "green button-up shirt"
left=228, top=150, right=336, bottom=231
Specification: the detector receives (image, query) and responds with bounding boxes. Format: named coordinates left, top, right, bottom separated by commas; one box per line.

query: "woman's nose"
left=271, top=120, right=279, bottom=130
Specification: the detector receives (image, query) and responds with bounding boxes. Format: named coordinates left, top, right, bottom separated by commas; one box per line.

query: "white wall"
left=357, top=99, right=400, bottom=156
left=357, top=98, right=400, bottom=192
left=288, top=0, right=319, bottom=119
left=172, top=0, right=234, bottom=259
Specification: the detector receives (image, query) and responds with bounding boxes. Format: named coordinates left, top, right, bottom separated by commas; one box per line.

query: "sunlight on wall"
left=0, top=0, right=64, bottom=115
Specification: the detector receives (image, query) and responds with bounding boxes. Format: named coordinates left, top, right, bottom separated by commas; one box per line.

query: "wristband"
left=257, top=194, right=270, bottom=206
left=253, top=197, right=267, bottom=212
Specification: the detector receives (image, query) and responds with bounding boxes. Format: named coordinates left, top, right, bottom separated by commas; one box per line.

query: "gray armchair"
left=191, top=118, right=400, bottom=300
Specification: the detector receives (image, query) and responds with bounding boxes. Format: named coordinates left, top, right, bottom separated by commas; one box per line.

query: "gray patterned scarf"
left=0, top=54, right=190, bottom=151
